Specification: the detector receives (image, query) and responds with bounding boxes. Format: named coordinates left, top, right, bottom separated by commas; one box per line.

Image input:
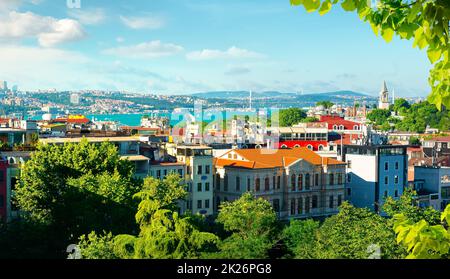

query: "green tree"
left=393, top=204, right=450, bottom=259
left=14, top=139, right=141, bottom=257
left=393, top=98, right=411, bottom=114
left=366, top=108, right=391, bottom=125
left=215, top=193, right=279, bottom=259
left=279, top=108, right=307, bottom=127
left=305, top=202, right=406, bottom=259
left=290, top=0, right=449, bottom=109
left=281, top=219, right=320, bottom=258
left=79, top=174, right=219, bottom=259
left=316, top=100, right=334, bottom=109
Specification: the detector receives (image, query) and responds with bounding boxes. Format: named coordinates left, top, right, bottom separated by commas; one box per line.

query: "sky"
left=0, top=0, right=432, bottom=97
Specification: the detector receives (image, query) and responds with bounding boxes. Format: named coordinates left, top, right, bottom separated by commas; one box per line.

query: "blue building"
left=342, top=145, right=408, bottom=213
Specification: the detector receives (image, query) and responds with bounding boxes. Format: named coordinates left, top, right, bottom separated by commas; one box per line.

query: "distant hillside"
left=190, top=90, right=370, bottom=99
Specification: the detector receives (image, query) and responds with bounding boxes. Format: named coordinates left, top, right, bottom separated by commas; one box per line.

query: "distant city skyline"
left=0, top=0, right=431, bottom=97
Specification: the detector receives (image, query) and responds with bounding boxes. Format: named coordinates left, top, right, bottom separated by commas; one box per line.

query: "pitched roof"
left=215, top=147, right=345, bottom=169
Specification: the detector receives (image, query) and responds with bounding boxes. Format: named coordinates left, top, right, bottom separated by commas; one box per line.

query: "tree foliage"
left=279, top=108, right=307, bottom=127
left=215, top=193, right=279, bottom=259
left=291, top=0, right=450, bottom=109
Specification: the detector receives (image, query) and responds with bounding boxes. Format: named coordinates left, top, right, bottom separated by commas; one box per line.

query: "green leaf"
left=302, top=0, right=321, bottom=13
left=370, top=23, right=379, bottom=36
left=290, top=0, right=304, bottom=5
left=341, top=0, right=356, bottom=11
left=381, top=28, right=394, bottom=43
left=318, top=0, right=332, bottom=16
left=427, top=48, right=442, bottom=64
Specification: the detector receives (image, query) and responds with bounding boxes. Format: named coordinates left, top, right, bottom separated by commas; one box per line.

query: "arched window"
left=329, top=173, right=334, bottom=185
left=318, top=144, right=324, bottom=151
left=255, top=178, right=260, bottom=191
left=305, top=173, right=311, bottom=190
left=281, top=144, right=288, bottom=149
left=255, top=144, right=262, bottom=149
left=312, top=195, right=318, bottom=209
left=339, top=125, right=344, bottom=130
left=307, top=144, right=313, bottom=150
left=297, top=197, right=303, bottom=214
left=333, top=124, right=338, bottom=130
left=338, top=173, right=343, bottom=185
left=272, top=176, right=276, bottom=190
left=291, top=174, right=296, bottom=191
left=305, top=196, right=310, bottom=213
left=298, top=174, right=303, bottom=191
left=9, top=157, right=15, bottom=164
left=353, top=125, right=359, bottom=130
left=215, top=174, right=221, bottom=191
left=265, top=177, right=270, bottom=191
left=294, top=144, right=300, bottom=148
left=236, top=176, right=241, bottom=191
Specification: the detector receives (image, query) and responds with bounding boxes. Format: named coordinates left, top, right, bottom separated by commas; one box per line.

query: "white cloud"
left=186, top=46, right=265, bottom=61
left=116, top=37, right=125, bottom=43
left=224, top=66, right=251, bottom=75
left=0, top=11, right=86, bottom=47
left=68, top=8, right=106, bottom=25
left=120, top=15, right=165, bottom=29
left=103, top=40, right=183, bottom=59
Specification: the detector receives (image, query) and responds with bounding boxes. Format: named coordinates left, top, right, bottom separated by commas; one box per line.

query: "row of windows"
left=280, top=144, right=322, bottom=151
left=154, top=168, right=183, bottom=179
left=289, top=195, right=343, bottom=215
left=186, top=199, right=210, bottom=210
left=383, top=189, right=399, bottom=198
left=384, top=161, right=400, bottom=171
left=290, top=173, right=343, bottom=191
left=384, top=175, right=400, bottom=185
left=332, top=124, right=359, bottom=130
left=196, top=165, right=211, bottom=175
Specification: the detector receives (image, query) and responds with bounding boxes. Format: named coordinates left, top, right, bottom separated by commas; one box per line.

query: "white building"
left=342, top=145, right=408, bottom=213
left=414, top=166, right=450, bottom=211
left=70, top=93, right=80, bottom=105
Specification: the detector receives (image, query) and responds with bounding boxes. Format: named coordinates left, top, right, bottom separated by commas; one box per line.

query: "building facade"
left=342, top=145, right=408, bottom=212
left=214, top=148, right=346, bottom=220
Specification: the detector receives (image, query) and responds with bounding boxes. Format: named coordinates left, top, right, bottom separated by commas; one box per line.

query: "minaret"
left=392, top=88, right=395, bottom=104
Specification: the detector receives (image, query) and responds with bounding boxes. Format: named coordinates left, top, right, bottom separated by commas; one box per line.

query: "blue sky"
left=0, top=0, right=431, bottom=97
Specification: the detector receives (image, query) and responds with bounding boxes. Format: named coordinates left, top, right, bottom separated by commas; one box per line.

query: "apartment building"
left=342, top=145, right=408, bottom=213
left=413, top=166, right=450, bottom=211
left=214, top=148, right=346, bottom=220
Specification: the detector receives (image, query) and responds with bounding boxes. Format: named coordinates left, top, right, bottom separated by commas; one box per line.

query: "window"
left=215, top=174, right=221, bottom=191
left=205, top=182, right=210, bottom=191
left=305, top=197, right=310, bottom=213
left=318, top=145, right=324, bottom=151
left=395, top=162, right=399, bottom=170
left=197, top=183, right=202, bottom=192
left=298, top=174, right=303, bottom=191
left=224, top=174, right=228, bottom=191
left=265, top=177, right=270, bottom=191
left=329, top=173, right=334, bottom=185
left=347, top=160, right=352, bottom=169
left=307, top=144, right=313, bottom=150
left=333, top=124, right=338, bottom=130
left=337, top=195, right=342, bottom=206
left=312, top=195, right=318, bottom=209
left=353, top=125, right=359, bottom=130
left=394, top=175, right=399, bottom=184
left=277, top=176, right=281, bottom=189
left=178, top=169, right=183, bottom=176
left=347, top=188, right=351, bottom=196
left=384, top=162, right=389, bottom=171
left=163, top=169, right=167, bottom=176
left=156, top=170, right=161, bottom=179
left=384, top=176, right=388, bottom=185
left=247, top=177, right=251, bottom=192
left=347, top=173, right=352, bottom=183
left=394, top=190, right=398, bottom=197
left=197, top=200, right=202, bottom=209
left=291, top=174, right=296, bottom=191
left=197, top=165, right=202, bottom=175
left=272, top=176, right=276, bottom=190
left=255, top=178, right=260, bottom=191
left=305, top=174, right=311, bottom=190
left=339, top=125, right=344, bottom=130
left=290, top=199, right=296, bottom=215
left=273, top=199, right=280, bottom=212
left=315, top=173, right=319, bottom=186
left=236, top=177, right=240, bottom=191
left=338, top=173, right=343, bottom=184
left=205, top=199, right=210, bottom=209
left=329, top=195, right=334, bottom=208
left=297, top=197, right=303, bottom=214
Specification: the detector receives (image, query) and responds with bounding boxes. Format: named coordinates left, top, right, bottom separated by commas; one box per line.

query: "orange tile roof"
left=215, top=147, right=345, bottom=169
